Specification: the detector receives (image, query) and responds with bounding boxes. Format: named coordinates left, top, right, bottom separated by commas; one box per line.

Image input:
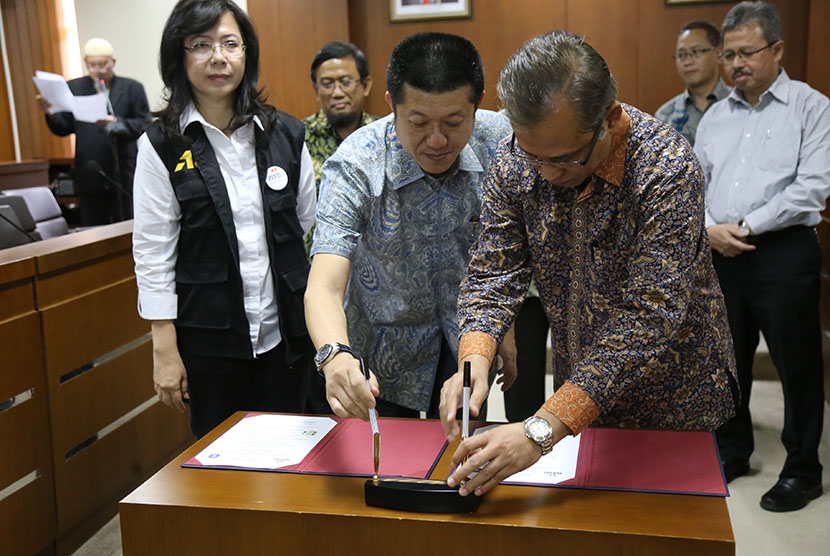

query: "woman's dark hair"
left=155, top=0, right=274, bottom=139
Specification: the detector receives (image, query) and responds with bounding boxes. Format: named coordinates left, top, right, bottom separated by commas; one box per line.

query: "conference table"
left=119, top=412, right=735, bottom=555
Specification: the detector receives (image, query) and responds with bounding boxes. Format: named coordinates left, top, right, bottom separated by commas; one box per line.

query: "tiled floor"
left=74, top=378, right=830, bottom=556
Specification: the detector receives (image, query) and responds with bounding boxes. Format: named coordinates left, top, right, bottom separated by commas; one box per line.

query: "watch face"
left=527, top=417, right=551, bottom=441
left=314, top=344, right=333, bottom=366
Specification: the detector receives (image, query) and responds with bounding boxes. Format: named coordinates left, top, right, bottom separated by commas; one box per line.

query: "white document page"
left=70, top=93, right=108, bottom=123
left=474, top=424, right=581, bottom=485
left=32, top=70, right=74, bottom=113
left=192, top=414, right=338, bottom=469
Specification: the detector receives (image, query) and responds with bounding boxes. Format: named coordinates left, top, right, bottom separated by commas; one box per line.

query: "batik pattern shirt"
left=304, top=109, right=379, bottom=186
left=312, top=110, right=512, bottom=411
left=654, top=78, right=731, bottom=145
left=458, top=104, right=737, bottom=434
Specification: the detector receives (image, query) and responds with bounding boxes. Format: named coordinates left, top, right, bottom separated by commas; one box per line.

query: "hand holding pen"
left=361, top=358, right=381, bottom=483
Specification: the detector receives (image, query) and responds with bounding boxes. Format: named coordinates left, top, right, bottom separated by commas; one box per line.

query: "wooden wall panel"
left=249, top=0, right=350, bottom=120
left=0, top=0, right=72, bottom=160
left=348, top=0, right=565, bottom=117
left=342, top=0, right=812, bottom=118
left=807, top=0, right=830, bottom=96
left=0, top=23, right=15, bottom=161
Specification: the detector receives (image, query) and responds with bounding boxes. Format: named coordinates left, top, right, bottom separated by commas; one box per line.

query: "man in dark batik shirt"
left=441, top=31, right=739, bottom=498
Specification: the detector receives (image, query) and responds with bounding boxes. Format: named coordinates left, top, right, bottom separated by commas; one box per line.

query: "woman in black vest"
left=133, top=0, right=317, bottom=438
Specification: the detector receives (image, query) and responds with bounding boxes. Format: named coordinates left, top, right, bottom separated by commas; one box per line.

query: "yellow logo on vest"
left=174, top=150, right=197, bottom=172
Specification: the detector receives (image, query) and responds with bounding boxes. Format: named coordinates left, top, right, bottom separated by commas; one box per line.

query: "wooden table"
left=120, top=412, right=735, bottom=556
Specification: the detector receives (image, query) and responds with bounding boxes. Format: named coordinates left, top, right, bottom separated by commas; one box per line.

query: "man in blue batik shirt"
left=655, top=19, right=730, bottom=145
left=305, top=33, right=514, bottom=421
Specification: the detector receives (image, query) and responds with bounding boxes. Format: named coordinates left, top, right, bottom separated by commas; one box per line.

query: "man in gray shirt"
left=696, top=1, right=829, bottom=513
left=655, top=19, right=730, bottom=145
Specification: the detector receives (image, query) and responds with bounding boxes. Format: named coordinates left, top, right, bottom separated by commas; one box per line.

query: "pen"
left=361, top=358, right=380, bottom=484
left=462, top=361, right=471, bottom=441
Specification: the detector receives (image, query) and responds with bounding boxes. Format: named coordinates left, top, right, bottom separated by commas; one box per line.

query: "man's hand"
left=323, top=353, right=378, bottom=420
left=95, top=114, right=117, bottom=126
left=446, top=422, right=541, bottom=496
left=151, top=321, right=189, bottom=413
left=35, top=95, right=51, bottom=114
left=495, top=325, right=517, bottom=392
left=707, top=223, right=756, bottom=257
left=439, top=355, right=490, bottom=441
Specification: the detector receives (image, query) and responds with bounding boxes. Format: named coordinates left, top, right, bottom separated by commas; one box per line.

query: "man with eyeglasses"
left=304, top=42, right=378, bottom=189
left=302, top=41, right=379, bottom=413
left=36, top=37, right=150, bottom=226
left=655, top=20, right=730, bottom=145
left=439, top=31, right=738, bottom=497
left=695, top=1, right=828, bottom=512
left=305, top=33, right=513, bottom=422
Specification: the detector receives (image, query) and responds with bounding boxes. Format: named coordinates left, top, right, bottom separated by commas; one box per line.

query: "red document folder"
left=507, top=428, right=728, bottom=497
left=184, top=414, right=449, bottom=480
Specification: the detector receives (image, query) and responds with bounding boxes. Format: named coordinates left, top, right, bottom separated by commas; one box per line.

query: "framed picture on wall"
left=389, top=0, right=472, bottom=23
left=665, top=0, right=733, bottom=5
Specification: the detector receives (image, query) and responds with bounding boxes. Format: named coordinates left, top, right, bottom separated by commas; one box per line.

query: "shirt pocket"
left=175, top=260, right=231, bottom=329
left=266, top=190, right=304, bottom=242
left=759, top=128, right=800, bottom=176
left=172, top=176, right=219, bottom=230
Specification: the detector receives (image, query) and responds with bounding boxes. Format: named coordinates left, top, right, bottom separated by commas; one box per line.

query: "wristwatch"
left=313, top=342, right=356, bottom=373
left=523, top=416, right=554, bottom=456
left=738, top=219, right=752, bottom=237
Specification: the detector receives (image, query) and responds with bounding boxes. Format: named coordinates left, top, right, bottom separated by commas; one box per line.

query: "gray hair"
left=722, top=1, right=782, bottom=44
left=496, top=31, right=617, bottom=133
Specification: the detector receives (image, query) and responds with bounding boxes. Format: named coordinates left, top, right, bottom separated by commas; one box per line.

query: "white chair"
left=2, top=186, right=69, bottom=239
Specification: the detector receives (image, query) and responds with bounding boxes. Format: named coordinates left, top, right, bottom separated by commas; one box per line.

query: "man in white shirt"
left=696, top=0, right=828, bottom=512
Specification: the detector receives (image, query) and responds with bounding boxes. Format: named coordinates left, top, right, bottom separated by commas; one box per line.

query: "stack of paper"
left=32, top=70, right=108, bottom=123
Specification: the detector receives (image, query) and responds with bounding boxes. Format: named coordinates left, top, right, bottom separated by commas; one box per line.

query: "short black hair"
left=386, top=32, right=484, bottom=108
left=155, top=0, right=273, bottom=139
left=679, top=20, right=721, bottom=47
left=310, top=41, right=370, bottom=83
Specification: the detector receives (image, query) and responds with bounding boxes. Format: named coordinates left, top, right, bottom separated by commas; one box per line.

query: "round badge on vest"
left=266, top=166, right=288, bottom=190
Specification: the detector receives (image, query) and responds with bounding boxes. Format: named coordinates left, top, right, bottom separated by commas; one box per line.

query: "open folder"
left=184, top=414, right=727, bottom=497
left=509, top=427, right=728, bottom=497
left=184, top=413, right=449, bottom=480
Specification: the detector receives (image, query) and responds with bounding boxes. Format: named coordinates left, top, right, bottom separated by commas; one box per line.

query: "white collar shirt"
left=133, top=103, right=316, bottom=355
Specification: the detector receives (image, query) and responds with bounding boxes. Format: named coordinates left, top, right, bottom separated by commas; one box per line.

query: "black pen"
left=462, top=361, right=471, bottom=441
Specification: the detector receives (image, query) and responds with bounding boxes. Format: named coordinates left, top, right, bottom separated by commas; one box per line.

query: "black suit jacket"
left=45, top=74, right=150, bottom=195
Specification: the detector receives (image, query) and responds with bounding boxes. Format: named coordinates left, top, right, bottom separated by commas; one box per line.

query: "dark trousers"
left=712, top=226, right=824, bottom=483
left=505, top=297, right=549, bottom=422
left=181, top=341, right=311, bottom=438
left=374, top=335, right=489, bottom=421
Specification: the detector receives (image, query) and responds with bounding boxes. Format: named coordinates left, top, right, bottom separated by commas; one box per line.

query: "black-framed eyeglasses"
left=510, top=122, right=603, bottom=168
left=317, top=77, right=362, bottom=93
left=720, top=41, right=777, bottom=64
left=184, top=40, right=246, bottom=60
left=673, top=47, right=714, bottom=61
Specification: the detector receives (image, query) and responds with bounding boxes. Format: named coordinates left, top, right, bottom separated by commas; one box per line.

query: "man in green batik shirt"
left=304, top=41, right=379, bottom=188
left=303, top=41, right=378, bottom=412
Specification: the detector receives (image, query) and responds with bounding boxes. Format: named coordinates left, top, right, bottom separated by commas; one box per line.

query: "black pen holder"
left=364, top=479, right=481, bottom=513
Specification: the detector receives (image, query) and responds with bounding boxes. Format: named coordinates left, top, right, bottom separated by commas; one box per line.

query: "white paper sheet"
left=192, top=414, right=338, bottom=469
left=70, top=93, right=108, bottom=123
left=474, top=424, right=581, bottom=485
left=32, top=70, right=74, bottom=113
